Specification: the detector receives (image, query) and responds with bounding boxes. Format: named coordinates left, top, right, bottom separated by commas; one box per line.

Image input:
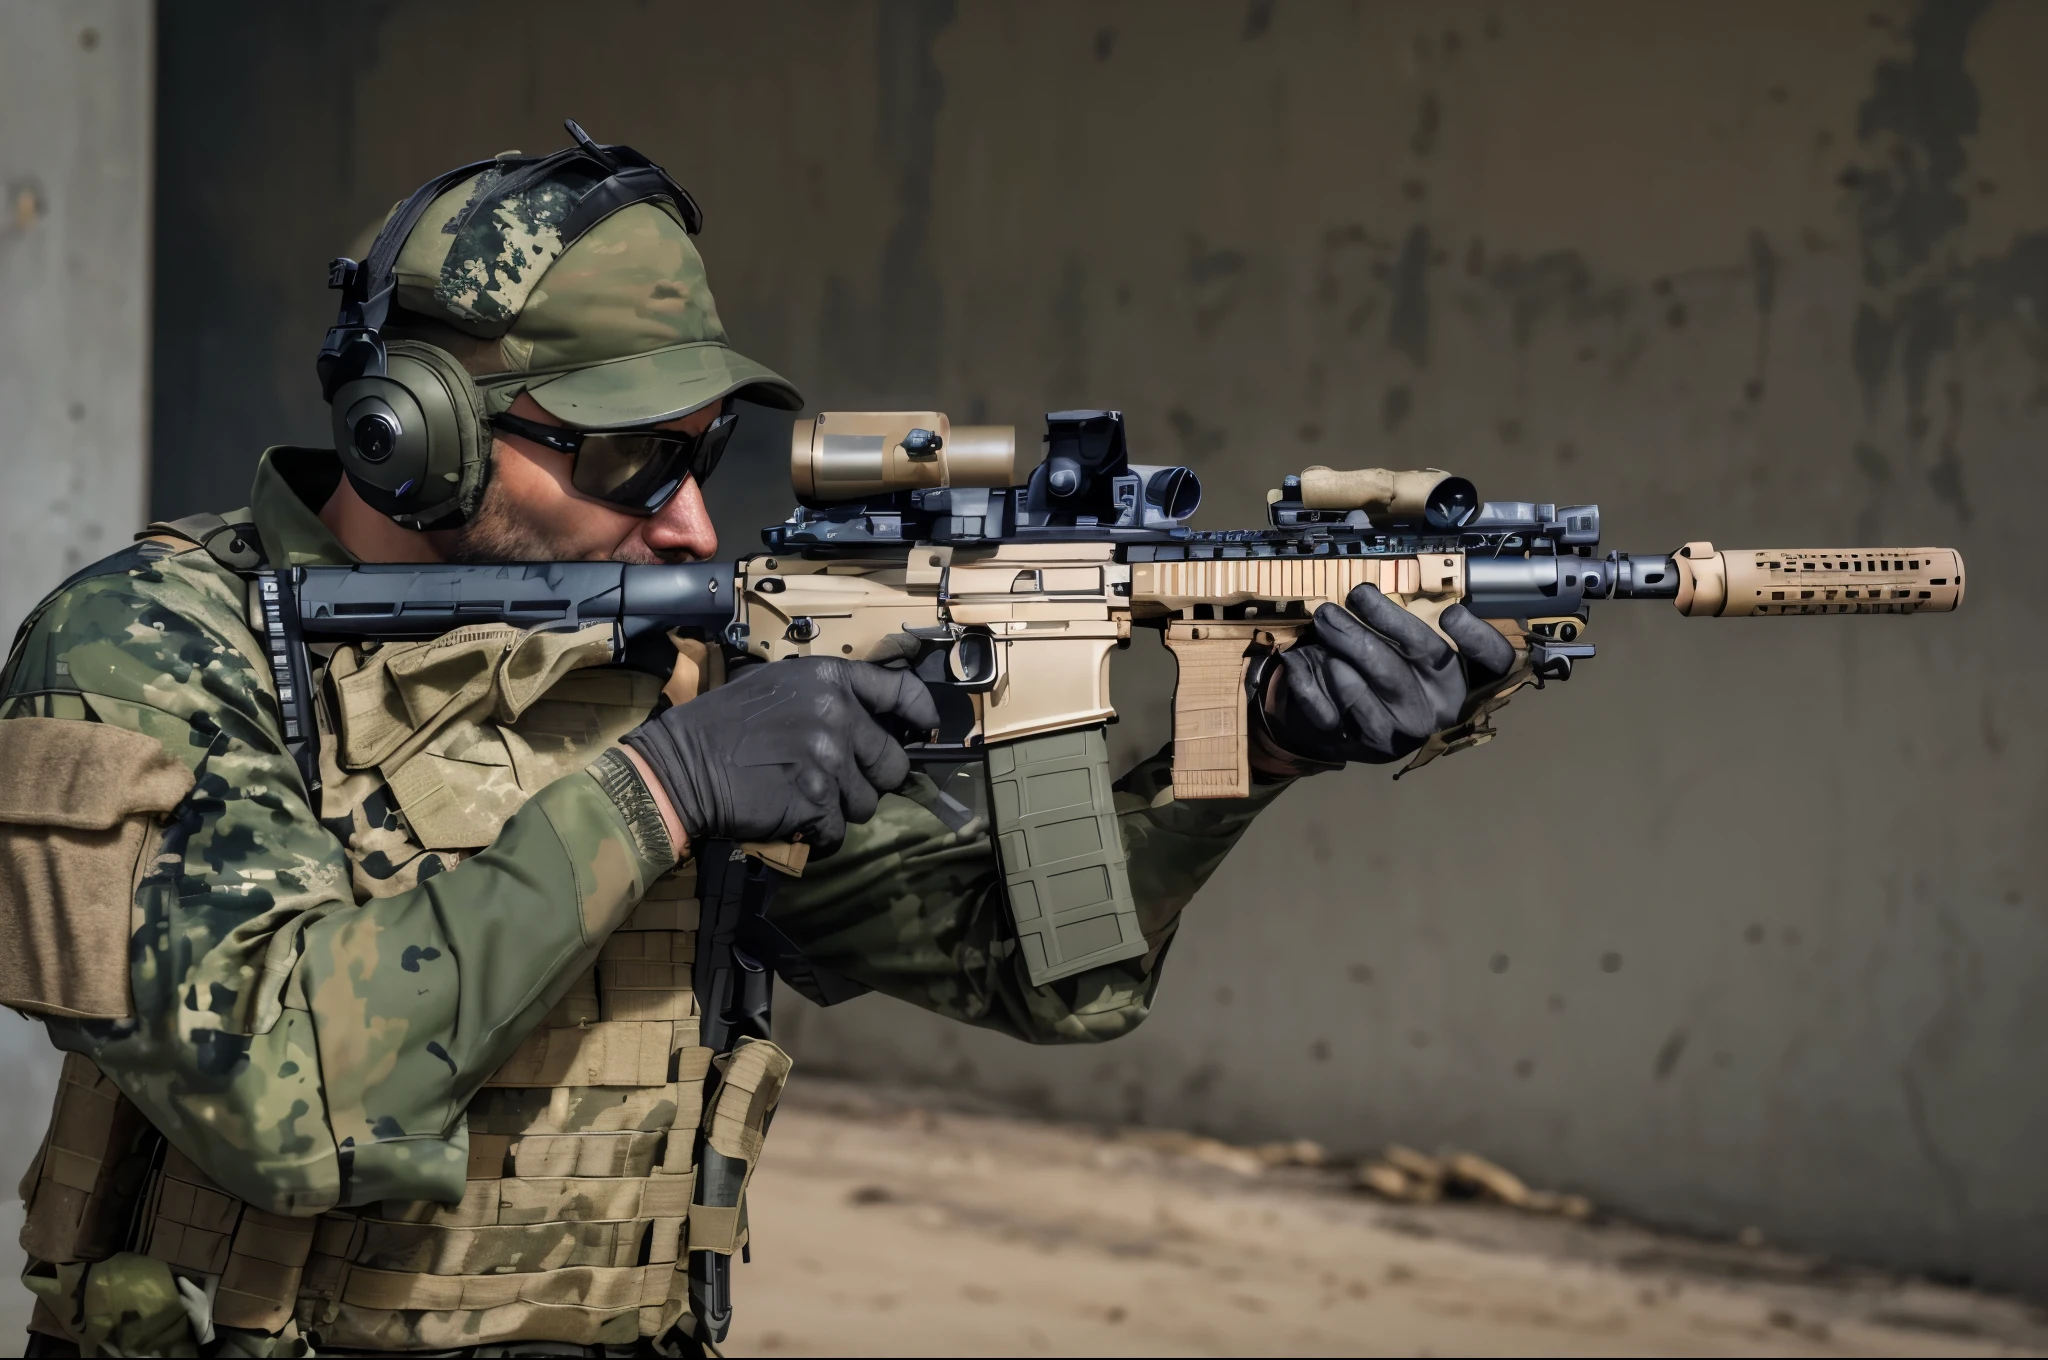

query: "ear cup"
left=332, top=341, right=492, bottom=529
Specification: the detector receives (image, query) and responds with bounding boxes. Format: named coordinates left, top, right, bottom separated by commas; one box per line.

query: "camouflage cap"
left=382, top=159, right=802, bottom=427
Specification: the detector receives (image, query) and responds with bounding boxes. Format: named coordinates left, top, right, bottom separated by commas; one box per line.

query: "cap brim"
left=523, top=341, right=804, bottom=428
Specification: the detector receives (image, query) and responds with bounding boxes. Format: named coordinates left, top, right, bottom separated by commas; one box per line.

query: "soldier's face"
left=454, top=392, right=722, bottom=565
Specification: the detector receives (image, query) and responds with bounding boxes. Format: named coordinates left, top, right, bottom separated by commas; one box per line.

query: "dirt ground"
left=724, top=1080, right=2048, bottom=1357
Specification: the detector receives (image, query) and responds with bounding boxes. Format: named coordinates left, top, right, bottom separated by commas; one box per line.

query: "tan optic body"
left=790, top=411, right=1018, bottom=502
left=1297, top=465, right=1463, bottom=518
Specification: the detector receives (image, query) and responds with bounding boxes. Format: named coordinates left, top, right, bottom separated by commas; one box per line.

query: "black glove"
left=1258, top=583, right=1517, bottom=767
left=622, top=656, right=940, bottom=855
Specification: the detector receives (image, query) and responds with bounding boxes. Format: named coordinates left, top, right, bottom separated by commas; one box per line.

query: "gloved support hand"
left=621, top=656, right=940, bottom=856
left=1254, top=583, right=1517, bottom=771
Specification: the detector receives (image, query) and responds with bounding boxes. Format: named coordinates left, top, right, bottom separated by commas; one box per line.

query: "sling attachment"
left=140, top=513, right=267, bottom=575
left=255, top=570, right=323, bottom=805
left=693, top=842, right=778, bottom=1058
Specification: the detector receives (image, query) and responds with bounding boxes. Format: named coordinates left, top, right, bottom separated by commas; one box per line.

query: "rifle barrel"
left=1465, top=546, right=1962, bottom=618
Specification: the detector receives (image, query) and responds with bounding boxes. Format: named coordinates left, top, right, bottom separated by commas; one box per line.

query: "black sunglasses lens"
left=568, top=412, right=737, bottom=513
left=691, top=412, right=737, bottom=486
left=567, top=433, right=651, bottom=499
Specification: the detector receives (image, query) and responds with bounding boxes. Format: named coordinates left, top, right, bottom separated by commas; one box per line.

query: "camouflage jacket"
left=0, top=447, right=1290, bottom=1218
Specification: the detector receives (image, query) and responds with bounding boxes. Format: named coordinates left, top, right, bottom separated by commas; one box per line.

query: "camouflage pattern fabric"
left=0, top=445, right=1292, bottom=1342
left=392, top=166, right=605, bottom=338
left=377, top=160, right=802, bottom=423
left=23, top=1252, right=199, bottom=1357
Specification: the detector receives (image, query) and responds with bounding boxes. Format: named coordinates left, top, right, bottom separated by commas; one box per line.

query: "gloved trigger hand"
left=622, top=656, right=940, bottom=857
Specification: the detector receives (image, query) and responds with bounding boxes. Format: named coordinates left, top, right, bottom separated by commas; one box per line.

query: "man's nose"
left=637, top=476, right=720, bottom=562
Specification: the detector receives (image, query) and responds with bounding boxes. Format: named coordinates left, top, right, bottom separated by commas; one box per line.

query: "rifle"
left=266, top=408, right=1962, bottom=1338
left=278, top=405, right=1965, bottom=982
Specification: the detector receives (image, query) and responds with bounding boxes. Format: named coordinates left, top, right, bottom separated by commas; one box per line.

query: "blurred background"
left=2, top=0, right=2042, bottom=1347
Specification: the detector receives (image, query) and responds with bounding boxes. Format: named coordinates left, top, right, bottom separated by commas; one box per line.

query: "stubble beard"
left=442, top=478, right=672, bottom=565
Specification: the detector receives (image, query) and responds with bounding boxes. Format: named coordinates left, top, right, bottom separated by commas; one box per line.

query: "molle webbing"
left=319, top=1261, right=681, bottom=1314
left=363, top=1170, right=696, bottom=1230
left=482, top=1020, right=681, bottom=1090
left=19, top=1054, right=166, bottom=1347
left=289, top=870, right=729, bottom=1350
left=137, top=1148, right=317, bottom=1331
left=18, top=1053, right=155, bottom=1267
left=595, top=922, right=698, bottom=1023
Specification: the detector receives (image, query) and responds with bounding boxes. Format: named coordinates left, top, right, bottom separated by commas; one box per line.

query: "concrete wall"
left=151, top=0, right=2047, bottom=1296
left=0, top=0, right=155, bottom=1339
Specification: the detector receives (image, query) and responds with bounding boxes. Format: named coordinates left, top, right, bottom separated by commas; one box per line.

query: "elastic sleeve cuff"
left=588, top=746, right=678, bottom=870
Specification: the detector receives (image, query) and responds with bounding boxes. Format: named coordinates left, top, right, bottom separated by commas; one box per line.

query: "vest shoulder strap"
left=136, top=511, right=267, bottom=574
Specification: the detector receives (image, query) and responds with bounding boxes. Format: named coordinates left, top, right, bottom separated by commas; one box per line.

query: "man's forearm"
left=767, top=745, right=1291, bottom=1044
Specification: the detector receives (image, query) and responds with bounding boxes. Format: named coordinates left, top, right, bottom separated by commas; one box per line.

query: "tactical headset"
left=315, top=119, right=705, bottom=530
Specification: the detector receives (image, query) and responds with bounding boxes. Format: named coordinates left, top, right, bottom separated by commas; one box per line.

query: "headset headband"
left=316, top=119, right=702, bottom=402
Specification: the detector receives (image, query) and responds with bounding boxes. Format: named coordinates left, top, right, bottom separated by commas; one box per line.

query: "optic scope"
left=782, top=409, right=1204, bottom=540
left=791, top=412, right=1018, bottom=504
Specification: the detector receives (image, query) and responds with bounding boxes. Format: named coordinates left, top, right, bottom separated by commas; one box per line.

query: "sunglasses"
left=490, top=407, right=737, bottom=515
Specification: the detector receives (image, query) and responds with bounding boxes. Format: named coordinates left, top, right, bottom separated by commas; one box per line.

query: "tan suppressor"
left=1669, top=543, right=1963, bottom=616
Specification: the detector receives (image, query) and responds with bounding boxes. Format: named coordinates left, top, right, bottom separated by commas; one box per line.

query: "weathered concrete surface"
left=150, top=0, right=2046, bottom=1296
left=0, top=0, right=155, bottom=1341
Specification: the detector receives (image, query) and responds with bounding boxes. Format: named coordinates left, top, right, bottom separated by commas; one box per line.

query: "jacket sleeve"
left=0, top=546, right=675, bottom=1216
left=769, top=744, right=1289, bottom=1044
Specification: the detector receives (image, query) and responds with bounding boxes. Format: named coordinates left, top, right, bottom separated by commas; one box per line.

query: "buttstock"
left=1672, top=544, right=1964, bottom=617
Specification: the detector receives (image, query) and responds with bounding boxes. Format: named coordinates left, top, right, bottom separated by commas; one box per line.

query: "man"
left=0, top=130, right=1512, bottom=1356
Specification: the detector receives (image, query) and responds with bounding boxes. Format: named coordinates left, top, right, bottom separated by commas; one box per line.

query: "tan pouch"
left=0, top=718, right=193, bottom=1020
left=687, top=1039, right=794, bottom=1256
left=326, top=624, right=657, bottom=850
